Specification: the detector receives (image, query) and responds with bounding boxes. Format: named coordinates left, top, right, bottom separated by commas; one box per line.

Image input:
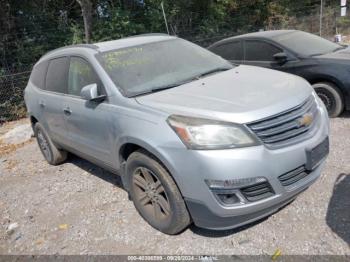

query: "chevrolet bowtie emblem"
left=297, top=113, right=313, bottom=127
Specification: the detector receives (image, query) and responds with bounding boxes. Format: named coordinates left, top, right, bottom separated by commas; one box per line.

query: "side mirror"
left=80, top=83, right=106, bottom=102
left=273, top=52, right=288, bottom=64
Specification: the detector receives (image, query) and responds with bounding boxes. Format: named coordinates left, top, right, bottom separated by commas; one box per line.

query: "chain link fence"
left=0, top=69, right=31, bottom=124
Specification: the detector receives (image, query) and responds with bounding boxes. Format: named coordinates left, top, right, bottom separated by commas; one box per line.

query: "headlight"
left=167, top=115, right=259, bottom=150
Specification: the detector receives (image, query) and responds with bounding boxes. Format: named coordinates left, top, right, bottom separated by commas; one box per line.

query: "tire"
left=34, top=123, right=67, bottom=165
left=126, top=150, right=190, bottom=235
left=312, top=82, right=344, bottom=118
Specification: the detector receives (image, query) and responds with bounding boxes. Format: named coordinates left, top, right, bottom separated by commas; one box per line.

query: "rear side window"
left=29, top=61, right=48, bottom=89
left=68, top=57, right=100, bottom=96
left=245, top=40, right=282, bottom=61
left=45, top=57, right=69, bottom=93
left=211, top=41, right=243, bottom=61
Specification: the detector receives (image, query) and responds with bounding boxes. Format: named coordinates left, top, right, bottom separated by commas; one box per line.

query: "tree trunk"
left=76, top=0, right=93, bottom=43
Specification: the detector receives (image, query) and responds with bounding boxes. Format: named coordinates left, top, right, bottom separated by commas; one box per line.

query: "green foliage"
left=338, top=16, right=350, bottom=28
left=71, top=23, right=85, bottom=44
left=0, top=75, right=29, bottom=122
left=93, top=9, right=146, bottom=41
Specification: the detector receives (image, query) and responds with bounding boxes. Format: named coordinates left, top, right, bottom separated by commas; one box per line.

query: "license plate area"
left=306, top=137, right=329, bottom=171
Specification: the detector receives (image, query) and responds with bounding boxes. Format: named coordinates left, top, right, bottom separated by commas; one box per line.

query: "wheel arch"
left=117, top=138, right=185, bottom=196
left=307, top=76, right=347, bottom=97
left=29, top=115, right=39, bottom=133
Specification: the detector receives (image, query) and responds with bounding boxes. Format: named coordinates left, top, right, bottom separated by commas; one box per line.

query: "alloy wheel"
left=316, top=88, right=335, bottom=113
left=132, top=167, right=171, bottom=221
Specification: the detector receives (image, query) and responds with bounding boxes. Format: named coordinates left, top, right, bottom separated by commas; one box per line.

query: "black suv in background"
left=209, top=30, right=350, bottom=117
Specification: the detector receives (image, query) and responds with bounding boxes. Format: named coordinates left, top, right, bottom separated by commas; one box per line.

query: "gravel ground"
left=0, top=115, right=349, bottom=255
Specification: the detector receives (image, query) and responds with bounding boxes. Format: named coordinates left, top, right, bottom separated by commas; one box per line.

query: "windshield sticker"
left=103, top=47, right=151, bottom=69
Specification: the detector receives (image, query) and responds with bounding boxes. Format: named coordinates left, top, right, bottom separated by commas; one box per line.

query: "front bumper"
left=159, top=98, right=329, bottom=230
left=185, top=162, right=323, bottom=230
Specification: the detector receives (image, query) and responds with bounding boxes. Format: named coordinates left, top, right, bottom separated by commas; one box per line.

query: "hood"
left=136, top=65, right=313, bottom=123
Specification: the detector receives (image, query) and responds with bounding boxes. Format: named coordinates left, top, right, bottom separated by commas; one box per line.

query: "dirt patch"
left=3, top=159, right=19, bottom=171
left=0, top=138, right=34, bottom=158
left=0, top=118, right=29, bottom=136
left=0, top=118, right=33, bottom=157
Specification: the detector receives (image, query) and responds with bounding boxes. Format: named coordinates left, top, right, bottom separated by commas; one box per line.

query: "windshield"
left=273, top=31, right=342, bottom=57
left=97, top=38, right=233, bottom=97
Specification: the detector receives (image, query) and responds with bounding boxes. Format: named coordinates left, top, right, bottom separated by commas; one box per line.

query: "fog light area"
left=216, top=193, right=241, bottom=205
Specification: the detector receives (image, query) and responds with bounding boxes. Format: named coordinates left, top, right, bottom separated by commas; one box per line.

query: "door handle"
left=63, top=107, right=72, bottom=115
left=39, top=101, right=45, bottom=108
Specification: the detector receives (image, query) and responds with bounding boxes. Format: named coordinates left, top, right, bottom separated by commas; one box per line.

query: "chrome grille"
left=247, top=96, right=319, bottom=147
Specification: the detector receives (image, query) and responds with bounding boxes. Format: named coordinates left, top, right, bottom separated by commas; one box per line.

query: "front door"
left=63, top=56, right=113, bottom=166
left=243, top=40, right=283, bottom=69
left=243, top=39, right=300, bottom=75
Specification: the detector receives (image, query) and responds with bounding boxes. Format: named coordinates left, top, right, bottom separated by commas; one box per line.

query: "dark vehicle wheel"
left=34, top=123, right=67, bottom=165
left=126, top=150, right=190, bottom=235
left=313, top=82, right=344, bottom=118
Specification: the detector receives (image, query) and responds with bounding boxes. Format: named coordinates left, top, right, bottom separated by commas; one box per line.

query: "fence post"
left=320, top=0, right=323, bottom=36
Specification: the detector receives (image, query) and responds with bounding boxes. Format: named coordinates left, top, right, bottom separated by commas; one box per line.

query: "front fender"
left=111, top=115, right=188, bottom=196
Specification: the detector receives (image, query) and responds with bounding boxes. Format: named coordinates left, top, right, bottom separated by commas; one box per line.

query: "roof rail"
left=125, top=33, right=170, bottom=38
left=43, top=43, right=99, bottom=57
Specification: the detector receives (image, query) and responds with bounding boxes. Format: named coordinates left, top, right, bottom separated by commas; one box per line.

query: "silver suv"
left=24, top=34, right=330, bottom=234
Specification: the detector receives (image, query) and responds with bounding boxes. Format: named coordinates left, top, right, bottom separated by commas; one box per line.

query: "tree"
left=76, top=0, right=93, bottom=43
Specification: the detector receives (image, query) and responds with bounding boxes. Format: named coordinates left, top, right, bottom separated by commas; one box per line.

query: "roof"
left=235, top=30, right=297, bottom=39
left=43, top=44, right=99, bottom=58
left=95, top=33, right=176, bottom=52
left=209, top=30, right=297, bottom=47
left=42, top=33, right=175, bottom=59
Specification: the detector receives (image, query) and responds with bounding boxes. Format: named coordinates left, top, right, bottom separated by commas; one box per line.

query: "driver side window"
left=245, top=40, right=282, bottom=62
left=68, top=57, right=99, bottom=96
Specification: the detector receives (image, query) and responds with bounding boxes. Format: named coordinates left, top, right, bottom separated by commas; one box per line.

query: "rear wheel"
left=313, top=82, right=344, bottom=118
left=126, top=150, right=190, bottom=234
left=34, top=123, right=67, bottom=165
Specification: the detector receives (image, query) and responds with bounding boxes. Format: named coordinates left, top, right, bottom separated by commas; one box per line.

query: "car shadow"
left=340, top=111, right=350, bottom=118
left=66, top=153, right=125, bottom=191
left=326, top=173, right=350, bottom=246
left=190, top=198, right=295, bottom=237
left=189, top=217, right=269, bottom=237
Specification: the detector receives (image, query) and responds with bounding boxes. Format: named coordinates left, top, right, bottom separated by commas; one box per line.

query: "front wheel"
left=126, top=150, right=190, bottom=234
left=313, top=82, right=344, bottom=118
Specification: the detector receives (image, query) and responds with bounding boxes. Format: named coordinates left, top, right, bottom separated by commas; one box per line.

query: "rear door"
left=210, top=41, right=243, bottom=64
left=63, top=56, right=113, bottom=166
left=243, top=40, right=282, bottom=69
left=39, top=57, right=69, bottom=144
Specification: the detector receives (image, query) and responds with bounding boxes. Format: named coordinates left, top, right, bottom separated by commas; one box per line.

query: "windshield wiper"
left=194, top=67, right=232, bottom=79
left=130, top=67, right=232, bottom=98
left=333, top=46, right=347, bottom=52
left=130, top=78, right=197, bottom=97
left=311, top=46, right=347, bottom=57
left=310, top=52, right=327, bottom=57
